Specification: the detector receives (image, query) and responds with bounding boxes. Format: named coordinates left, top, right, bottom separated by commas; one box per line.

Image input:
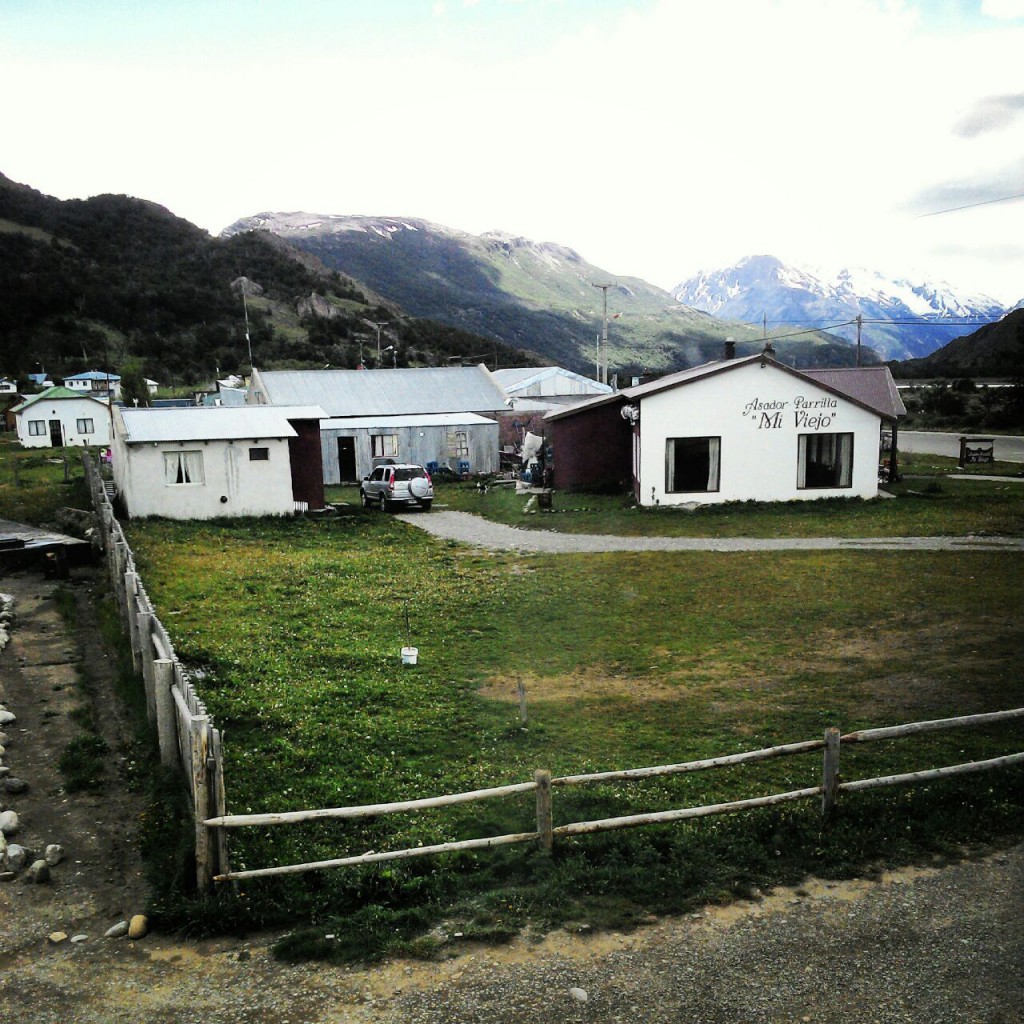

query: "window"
left=76, top=418, right=95, bottom=434
left=371, top=434, right=398, bottom=458
left=28, top=420, right=45, bottom=436
left=666, top=437, right=720, bottom=493
left=248, top=447, right=269, bottom=461
left=797, top=433, right=853, bottom=489
left=163, top=450, right=205, bottom=485
left=447, top=431, right=469, bottom=457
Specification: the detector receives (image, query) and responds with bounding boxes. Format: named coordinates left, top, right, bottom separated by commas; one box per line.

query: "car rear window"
left=393, top=467, right=425, bottom=481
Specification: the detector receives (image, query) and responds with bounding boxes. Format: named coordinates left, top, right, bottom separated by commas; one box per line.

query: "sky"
left=3, top=0, right=1024, bottom=304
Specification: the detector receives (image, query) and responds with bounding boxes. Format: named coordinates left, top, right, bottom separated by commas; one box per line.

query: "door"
left=49, top=419, right=63, bottom=447
left=337, top=437, right=357, bottom=483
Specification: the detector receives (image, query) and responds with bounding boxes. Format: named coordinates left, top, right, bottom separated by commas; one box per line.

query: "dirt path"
left=2, top=565, right=1022, bottom=1023
left=397, top=509, right=1024, bottom=552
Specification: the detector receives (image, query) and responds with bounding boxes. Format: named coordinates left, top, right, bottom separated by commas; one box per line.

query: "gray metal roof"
left=253, top=365, right=510, bottom=417
left=802, top=367, right=907, bottom=419
left=320, top=412, right=497, bottom=430
left=118, top=405, right=326, bottom=443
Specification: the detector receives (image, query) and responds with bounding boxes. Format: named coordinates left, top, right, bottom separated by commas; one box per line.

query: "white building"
left=112, top=405, right=327, bottom=519
left=13, top=386, right=112, bottom=448
left=547, top=354, right=905, bottom=505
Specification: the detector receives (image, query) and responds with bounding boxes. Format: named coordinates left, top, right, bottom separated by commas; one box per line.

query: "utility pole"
left=242, top=286, right=254, bottom=369
left=856, top=313, right=863, bottom=367
left=365, top=321, right=389, bottom=365
left=592, top=282, right=612, bottom=385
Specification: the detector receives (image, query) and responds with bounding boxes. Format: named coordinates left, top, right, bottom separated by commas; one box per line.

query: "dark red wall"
left=287, top=419, right=326, bottom=510
left=550, top=401, right=632, bottom=493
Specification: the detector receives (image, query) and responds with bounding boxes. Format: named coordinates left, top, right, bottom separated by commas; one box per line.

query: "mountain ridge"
left=672, top=254, right=1011, bottom=362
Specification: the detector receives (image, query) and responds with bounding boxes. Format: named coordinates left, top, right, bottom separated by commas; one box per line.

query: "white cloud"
left=982, top=0, right=1024, bottom=19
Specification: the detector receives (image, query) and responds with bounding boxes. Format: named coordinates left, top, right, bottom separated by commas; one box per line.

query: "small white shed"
left=112, top=405, right=327, bottom=519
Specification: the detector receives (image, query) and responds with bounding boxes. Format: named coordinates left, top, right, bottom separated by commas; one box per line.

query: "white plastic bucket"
left=401, top=646, right=419, bottom=666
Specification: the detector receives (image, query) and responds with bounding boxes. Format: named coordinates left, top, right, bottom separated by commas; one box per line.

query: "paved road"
left=901, top=430, right=1024, bottom=462
left=399, top=510, right=1024, bottom=553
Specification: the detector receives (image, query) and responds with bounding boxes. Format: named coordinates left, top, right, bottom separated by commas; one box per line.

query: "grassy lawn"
left=328, top=452, right=1024, bottom=538
left=0, top=438, right=91, bottom=524
left=126, top=507, right=1024, bottom=959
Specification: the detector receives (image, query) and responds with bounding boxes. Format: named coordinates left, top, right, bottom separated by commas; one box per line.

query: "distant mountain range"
left=672, top=255, right=1012, bottom=362
left=223, top=214, right=864, bottom=375
left=894, top=307, right=1024, bottom=378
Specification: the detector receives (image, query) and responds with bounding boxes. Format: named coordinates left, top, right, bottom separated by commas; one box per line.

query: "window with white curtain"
left=797, top=432, right=853, bottom=489
left=163, top=450, right=205, bottom=485
left=665, top=437, right=721, bottom=493
left=371, top=434, right=398, bottom=458
left=28, top=420, right=45, bottom=436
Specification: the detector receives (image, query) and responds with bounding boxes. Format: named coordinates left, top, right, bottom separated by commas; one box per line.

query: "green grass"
left=328, top=460, right=1024, bottom=538
left=124, top=508, right=1024, bottom=957
left=0, top=438, right=91, bottom=523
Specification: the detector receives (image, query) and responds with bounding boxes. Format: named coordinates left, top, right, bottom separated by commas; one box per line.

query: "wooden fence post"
left=125, top=572, right=142, bottom=674
left=535, top=769, right=552, bottom=851
left=154, top=659, right=177, bottom=767
left=136, top=609, right=157, bottom=722
left=210, top=728, right=230, bottom=880
left=822, top=727, right=841, bottom=819
left=191, top=715, right=215, bottom=892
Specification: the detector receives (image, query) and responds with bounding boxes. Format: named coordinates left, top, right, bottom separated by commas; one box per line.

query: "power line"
left=915, top=191, right=1024, bottom=218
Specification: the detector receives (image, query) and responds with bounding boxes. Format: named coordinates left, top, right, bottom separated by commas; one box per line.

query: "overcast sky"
left=4, top=0, right=1023, bottom=303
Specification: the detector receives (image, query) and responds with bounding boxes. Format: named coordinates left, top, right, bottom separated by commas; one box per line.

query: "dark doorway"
left=48, top=419, right=63, bottom=447
left=337, top=437, right=357, bottom=483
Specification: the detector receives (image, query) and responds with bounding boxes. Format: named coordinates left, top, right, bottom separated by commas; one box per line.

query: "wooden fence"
left=205, top=707, right=1024, bottom=883
left=83, top=454, right=228, bottom=891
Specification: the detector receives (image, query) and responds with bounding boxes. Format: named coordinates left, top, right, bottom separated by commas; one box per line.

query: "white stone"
left=44, top=844, right=64, bottom=866
left=104, top=921, right=130, bottom=938
left=0, top=809, right=18, bottom=836
left=5, top=844, right=27, bottom=870
left=0, top=711, right=15, bottom=726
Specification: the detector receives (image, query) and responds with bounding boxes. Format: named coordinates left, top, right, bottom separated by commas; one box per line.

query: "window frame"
left=76, top=417, right=95, bottom=435
left=163, top=450, right=206, bottom=486
left=796, top=432, right=854, bottom=490
left=665, top=435, right=721, bottom=494
left=28, top=419, right=46, bottom=436
left=248, top=446, right=270, bottom=462
left=371, top=434, right=399, bottom=459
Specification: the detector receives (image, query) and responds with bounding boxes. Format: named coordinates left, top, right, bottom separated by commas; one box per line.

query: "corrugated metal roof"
left=13, top=386, right=109, bottom=413
left=321, top=412, right=497, bottom=430
left=254, top=366, right=509, bottom=417
left=802, top=367, right=907, bottom=419
left=119, top=405, right=326, bottom=443
left=64, top=370, right=121, bottom=381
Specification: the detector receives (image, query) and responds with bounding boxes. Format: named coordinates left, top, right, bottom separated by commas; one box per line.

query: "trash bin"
left=458, top=459, right=470, bottom=476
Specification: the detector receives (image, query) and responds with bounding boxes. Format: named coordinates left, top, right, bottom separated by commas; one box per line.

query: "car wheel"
left=418, top=500, right=432, bottom=512
left=361, top=490, right=372, bottom=508
left=382, top=497, right=396, bottom=512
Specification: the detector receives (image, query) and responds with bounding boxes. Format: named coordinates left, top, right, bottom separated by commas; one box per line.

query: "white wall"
left=637, top=361, right=882, bottom=506
left=17, top=397, right=112, bottom=448
left=114, top=437, right=296, bottom=519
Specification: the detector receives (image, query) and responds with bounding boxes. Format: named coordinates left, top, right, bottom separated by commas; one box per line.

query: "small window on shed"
left=447, top=431, right=469, bottom=457
left=371, top=434, right=398, bottom=458
left=249, top=447, right=270, bottom=461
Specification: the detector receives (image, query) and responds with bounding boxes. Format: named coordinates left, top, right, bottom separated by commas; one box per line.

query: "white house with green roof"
left=12, top=386, right=112, bottom=448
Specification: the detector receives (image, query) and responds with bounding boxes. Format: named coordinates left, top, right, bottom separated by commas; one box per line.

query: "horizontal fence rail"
left=206, top=706, right=1024, bottom=884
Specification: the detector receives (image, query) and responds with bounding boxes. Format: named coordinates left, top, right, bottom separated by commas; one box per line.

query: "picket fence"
left=83, top=453, right=227, bottom=890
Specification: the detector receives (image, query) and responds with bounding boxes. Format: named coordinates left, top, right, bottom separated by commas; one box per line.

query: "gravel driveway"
left=398, top=509, right=1024, bottom=553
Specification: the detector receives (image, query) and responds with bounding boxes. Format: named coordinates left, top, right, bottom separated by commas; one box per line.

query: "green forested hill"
left=0, top=174, right=533, bottom=385
left=224, top=212, right=868, bottom=376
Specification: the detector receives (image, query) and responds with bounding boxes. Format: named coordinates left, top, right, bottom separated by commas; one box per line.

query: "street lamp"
left=364, top=320, right=389, bottom=364
left=381, top=345, right=397, bottom=368
left=592, top=282, right=613, bottom=386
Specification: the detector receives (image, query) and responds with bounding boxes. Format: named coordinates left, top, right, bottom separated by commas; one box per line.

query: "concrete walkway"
left=398, top=510, right=1024, bottom=553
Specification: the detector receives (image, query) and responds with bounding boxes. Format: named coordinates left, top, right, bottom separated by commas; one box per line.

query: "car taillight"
left=425, top=472, right=432, bottom=485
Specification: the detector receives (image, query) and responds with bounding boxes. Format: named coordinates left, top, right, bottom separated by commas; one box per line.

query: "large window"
left=797, top=432, right=853, bottom=489
left=666, top=436, right=720, bottom=493
left=163, top=450, right=205, bottom=486
left=76, top=418, right=95, bottom=435
left=371, top=434, right=398, bottom=458
left=28, top=420, right=45, bottom=436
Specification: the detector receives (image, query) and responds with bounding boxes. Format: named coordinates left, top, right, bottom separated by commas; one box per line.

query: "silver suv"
left=361, top=463, right=434, bottom=512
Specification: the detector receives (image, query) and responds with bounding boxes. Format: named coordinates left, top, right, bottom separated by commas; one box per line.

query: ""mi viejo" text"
left=742, top=395, right=839, bottom=430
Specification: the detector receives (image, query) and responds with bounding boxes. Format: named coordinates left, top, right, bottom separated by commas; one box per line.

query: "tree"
left=119, top=359, right=152, bottom=408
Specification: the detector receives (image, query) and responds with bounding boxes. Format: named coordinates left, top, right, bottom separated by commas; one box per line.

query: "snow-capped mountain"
left=672, top=255, right=1008, bottom=361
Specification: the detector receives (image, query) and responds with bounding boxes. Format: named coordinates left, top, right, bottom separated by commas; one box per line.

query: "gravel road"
left=398, top=509, right=1024, bottom=553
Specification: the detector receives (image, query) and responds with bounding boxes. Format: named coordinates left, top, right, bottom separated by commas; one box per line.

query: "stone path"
left=398, top=510, right=1024, bottom=553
